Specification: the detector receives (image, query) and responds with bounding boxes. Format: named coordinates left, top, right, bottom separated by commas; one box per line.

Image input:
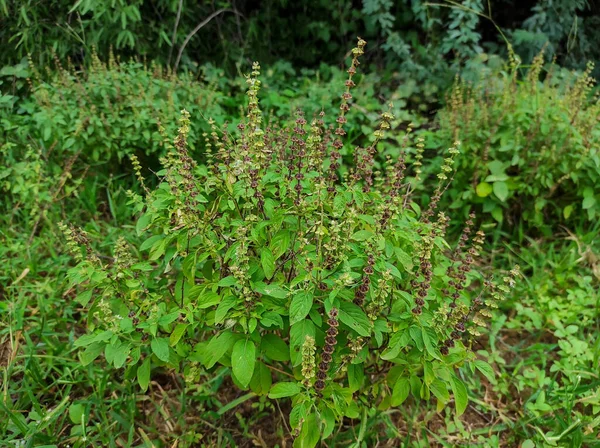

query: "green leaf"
left=381, top=330, right=409, bottom=360
left=450, top=374, right=468, bottom=416
left=204, top=331, right=236, bottom=368
left=105, top=342, right=130, bottom=368
left=474, top=359, right=495, bottom=383
left=268, top=382, right=301, bottom=399
left=158, top=311, right=180, bottom=326
left=169, top=323, right=188, bottom=346
left=429, top=379, right=450, bottom=404
left=138, top=357, right=151, bottom=392
left=270, top=230, right=291, bottom=259
left=392, top=377, right=410, bottom=406
left=217, top=276, right=237, bottom=287
left=582, top=195, right=596, bottom=210
left=80, top=342, right=105, bottom=366
left=289, top=291, right=313, bottom=325
left=215, top=295, right=236, bottom=324
left=493, top=181, right=509, bottom=202
left=347, top=364, right=364, bottom=392
left=262, top=334, right=290, bottom=361
left=75, top=289, right=93, bottom=307
left=249, top=361, right=272, bottom=395
left=197, top=289, right=221, bottom=309
left=293, top=413, right=320, bottom=448
left=261, top=247, right=276, bottom=279
left=421, top=327, right=440, bottom=359
left=394, top=248, right=413, bottom=271
left=563, top=204, right=574, bottom=219
left=409, top=326, right=423, bottom=351
left=68, top=403, right=85, bottom=424
left=260, top=311, right=284, bottom=328
left=339, top=302, right=371, bottom=337
left=491, top=206, right=504, bottom=223
left=351, top=230, right=373, bottom=241
left=140, top=235, right=162, bottom=251
left=74, top=333, right=98, bottom=348
left=151, top=338, right=170, bottom=362
left=231, top=339, right=256, bottom=388
left=290, top=320, right=316, bottom=366
left=475, top=182, right=493, bottom=197
left=255, top=282, right=289, bottom=299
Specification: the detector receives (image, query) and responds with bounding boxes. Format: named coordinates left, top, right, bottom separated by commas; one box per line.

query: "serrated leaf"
left=409, top=326, right=423, bottom=351
left=395, top=248, right=413, bottom=271
left=261, top=247, right=276, bottom=279
left=217, top=276, right=237, bottom=287
left=75, top=289, right=93, bottom=306
left=450, top=374, right=468, bottom=416
left=421, top=327, right=440, bottom=359
left=105, top=342, right=130, bottom=368
left=270, top=230, right=291, bottom=259
left=289, top=291, right=313, bottom=325
left=169, top=323, right=188, bottom=346
left=268, top=382, right=301, bottom=398
left=232, top=339, right=256, bottom=388
left=262, top=334, right=290, bottom=361
left=290, top=320, right=316, bottom=366
left=138, top=357, right=151, bottom=392
left=474, top=359, right=495, bottom=383
left=80, top=342, right=105, bottom=366
left=430, top=379, right=450, bottom=404
left=204, top=331, right=236, bottom=368
left=215, top=295, right=236, bottom=325
left=294, top=413, right=320, bottom=448
left=255, top=282, right=288, bottom=299
left=151, top=337, right=170, bottom=362
left=339, top=302, right=371, bottom=337
left=351, top=230, right=373, bottom=241
left=197, top=289, right=221, bottom=309
left=249, top=361, right=272, bottom=395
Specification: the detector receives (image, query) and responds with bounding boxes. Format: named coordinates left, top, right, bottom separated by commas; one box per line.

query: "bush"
left=425, top=50, right=600, bottom=234
left=63, top=41, right=519, bottom=446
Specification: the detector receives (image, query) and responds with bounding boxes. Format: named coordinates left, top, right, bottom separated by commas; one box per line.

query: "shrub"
left=63, top=40, right=519, bottom=446
left=22, top=53, right=225, bottom=164
left=425, top=51, right=600, bottom=234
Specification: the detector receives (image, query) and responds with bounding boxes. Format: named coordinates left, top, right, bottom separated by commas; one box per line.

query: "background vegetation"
left=1, top=1, right=598, bottom=447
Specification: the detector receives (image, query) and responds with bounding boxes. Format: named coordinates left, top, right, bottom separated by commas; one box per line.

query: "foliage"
left=424, top=50, right=600, bottom=235
left=2, top=6, right=600, bottom=445
left=60, top=42, right=518, bottom=446
left=474, top=232, right=600, bottom=446
left=509, top=0, right=600, bottom=76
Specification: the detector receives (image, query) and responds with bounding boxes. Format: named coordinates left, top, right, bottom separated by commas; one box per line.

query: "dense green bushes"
left=5, top=0, right=600, bottom=112
left=425, top=51, right=600, bottom=234
left=2, top=5, right=600, bottom=444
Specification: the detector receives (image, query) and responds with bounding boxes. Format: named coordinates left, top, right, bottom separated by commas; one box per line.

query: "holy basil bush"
left=426, top=50, right=600, bottom=233
left=63, top=40, right=518, bottom=447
